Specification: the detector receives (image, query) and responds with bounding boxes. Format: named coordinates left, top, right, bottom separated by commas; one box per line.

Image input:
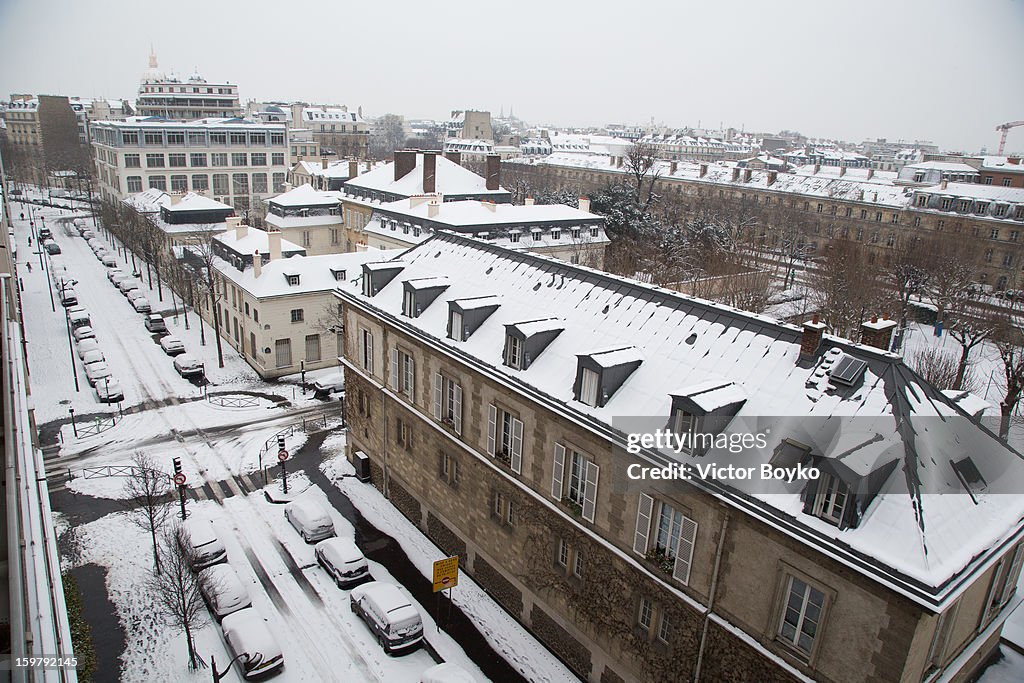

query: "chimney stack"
left=670, top=160, right=678, bottom=175
left=394, top=150, right=417, bottom=181
left=699, top=164, right=708, bottom=178
left=525, top=196, right=535, bottom=206
left=616, top=156, right=624, bottom=168
left=767, top=171, right=777, bottom=186
left=171, top=192, right=183, bottom=206
left=866, top=168, right=874, bottom=180
left=860, top=315, right=897, bottom=351
left=422, top=151, right=437, bottom=194
left=1009, top=157, right=1021, bottom=165
left=731, top=168, right=740, bottom=182
left=428, top=198, right=441, bottom=218
left=283, top=182, right=293, bottom=193
left=941, top=179, right=948, bottom=190
left=444, top=150, right=461, bottom=166
left=742, top=168, right=752, bottom=183
left=268, top=230, right=282, bottom=261
left=485, top=154, right=501, bottom=191
left=364, top=160, right=372, bottom=173
left=349, top=160, right=358, bottom=179
left=813, top=163, right=821, bottom=174
left=482, top=200, right=497, bottom=213
left=252, top=250, right=262, bottom=278
left=839, top=166, right=846, bottom=176
left=322, top=157, right=329, bottom=170
left=578, top=197, right=591, bottom=213
left=800, top=314, right=826, bottom=359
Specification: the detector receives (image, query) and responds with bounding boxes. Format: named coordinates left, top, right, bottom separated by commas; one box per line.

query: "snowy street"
left=11, top=200, right=576, bottom=683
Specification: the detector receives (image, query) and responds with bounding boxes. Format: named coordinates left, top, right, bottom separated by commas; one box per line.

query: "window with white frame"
left=778, top=575, right=826, bottom=655
left=505, top=334, right=523, bottom=369
left=390, top=347, right=415, bottom=399
left=924, top=601, right=959, bottom=676
left=359, top=328, right=374, bottom=373
left=638, top=598, right=653, bottom=632
left=657, top=613, right=673, bottom=644
left=579, top=368, right=599, bottom=406
left=557, top=539, right=569, bottom=567
left=550, top=443, right=600, bottom=522
left=632, top=494, right=697, bottom=584
left=813, top=472, right=849, bottom=525
left=487, top=404, right=523, bottom=473
left=432, top=373, right=463, bottom=434
left=982, top=543, right=1024, bottom=626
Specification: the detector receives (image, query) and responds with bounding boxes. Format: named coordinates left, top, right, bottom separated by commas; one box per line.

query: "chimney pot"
left=800, top=317, right=826, bottom=359
left=860, top=318, right=898, bottom=351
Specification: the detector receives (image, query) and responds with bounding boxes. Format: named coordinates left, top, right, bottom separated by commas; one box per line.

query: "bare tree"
left=946, top=296, right=997, bottom=391
left=884, top=236, right=930, bottom=341
left=923, top=234, right=979, bottom=327
left=185, top=232, right=227, bottom=368
left=148, top=524, right=207, bottom=670
left=119, top=452, right=173, bottom=575
left=623, top=142, right=661, bottom=209
left=809, top=241, right=885, bottom=339
left=908, top=347, right=977, bottom=392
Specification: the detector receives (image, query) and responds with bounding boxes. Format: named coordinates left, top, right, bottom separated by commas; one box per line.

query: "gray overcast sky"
left=1, top=0, right=1022, bottom=153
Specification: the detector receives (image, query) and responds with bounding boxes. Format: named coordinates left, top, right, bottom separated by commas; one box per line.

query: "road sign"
left=173, top=473, right=187, bottom=486
left=432, top=556, right=459, bottom=592
left=278, top=449, right=289, bottom=462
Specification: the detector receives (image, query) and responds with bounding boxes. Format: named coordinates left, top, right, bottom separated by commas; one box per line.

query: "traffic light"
left=173, top=457, right=182, bottom=475
left=277, top=435, right=285, bottom=451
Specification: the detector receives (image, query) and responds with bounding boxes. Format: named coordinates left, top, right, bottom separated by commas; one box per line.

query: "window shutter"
left=551, top=443, right=565, bottom=499
left=1004, top=545, right=1024, bottom=605
left=672, top=516, right=698, bottom=585
left=582, top=461, right=600, bottom=523
left=405, top=357, right=415, bottom=398
left=390, top=348, right=399, bottom=391
left=486, top=404, right=497, bottom=456
left=511, top=418, right=523, bottom=474
left=633, top=493, right=654, bottom=556
left=366, top=333, right=374, bottom=374
left=453, top=384, right=463, bottom=435
left=432, top=373, right=443, bottom=420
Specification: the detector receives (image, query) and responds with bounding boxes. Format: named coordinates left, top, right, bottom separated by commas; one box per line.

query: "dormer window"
left=506, top=335, right=524, bottom=369
left=551, top=229, right=561, bottom=240
left=812, top=472, right=849, bottom=525
left=503, top=319, right=563, bottom=371
left=330, top=268, right=346, bottom=281
left=361, top=262, right=405, bottom=297
left=574, top=347, right=643, bottom=408
left=590, top=227, right=600, bottom=237
left=448, top=296, right=500, bottom=341
left=509, top=231, right=521, bottom=243
left=285, top=273, right=300, bottom=286
left=571, top=228, right=581, bottom=239
left=401, top=277, right=449, bottom=318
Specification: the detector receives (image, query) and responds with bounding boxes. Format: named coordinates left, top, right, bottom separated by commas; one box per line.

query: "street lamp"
left=64, top=301, right=80, bottom=392
left=68, top=407, right=77, bottom=438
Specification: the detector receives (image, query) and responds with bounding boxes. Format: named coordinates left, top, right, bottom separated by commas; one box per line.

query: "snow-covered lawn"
left=320, top=435, right=578, bottom=683
left=977, top=646, right=1024, bottom=683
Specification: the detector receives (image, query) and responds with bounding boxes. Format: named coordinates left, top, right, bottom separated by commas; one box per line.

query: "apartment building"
left=638, top=132, right=755, bottom=163
left=979, top=157, right=1024, bottom=189
left=136, top=52, right=241, bottom=120
left=298, top=105, right=369, bottom=159
left=91, top=117, right=289, bottom=211
left=207, top=221, right=397, bottom=378
left=503, top=154, right=1024, bottom=287
left=447, top=110, right=493, bottom=141
left=336, top=232, right=1024, bottom=683
left=264, top=184, right=344, bottom=256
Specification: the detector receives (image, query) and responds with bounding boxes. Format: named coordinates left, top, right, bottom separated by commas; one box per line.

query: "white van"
left=349, top=581, right=423, bottom=655
left=315, top=537, right=370, bottom=588
left=199, top=564, right=251, bottom=621
left=182, top=518, right=227, bottom=569
left=220, top=608, right=284, bottom=679
left=284, top=498, right=335, bottom=543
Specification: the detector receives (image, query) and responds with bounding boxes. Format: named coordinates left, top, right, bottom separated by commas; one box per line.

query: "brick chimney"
left=444, top=151, right=461, bottom=166
left=800, top=314, right=826, bottom=359
left=813, top=163, right=821, bottom=174
left=482, top=200, right=497, bottom=213
left=839, top=166, right=846, bottom=176
left=525, top=196, right=535, bottom=205
left=731, top=168, right=740, bottom=182
left=422, top=152, right=437, bottom=194
left=252, top=250, right=262, bottom=278
left=669, top=160, right=678, bottom=175
left=485, top=154, right=501, bottom=191
left=860, top=315, right=897, bottom=351
left=941, top=179, right=948, bottom=190
left=699, top=164, right=708, bottom=178
left=616, top=156, right=624, bottom=168
left=767, top=171, right=777, bottom=186
left=321, top=157, right=329, bottom=170
left=742, top=168, right=752, bottom=183
left=268, top=230, right=282, bottom=261
left=1006, top=156, right=1020, bottom=165
left=394, top=150, right=416, bottom=181
left=349, top=160, right=358, bottom=178
left=866, top=169, right=874, bottom=180
left=578, top=197, right=591, bottom=213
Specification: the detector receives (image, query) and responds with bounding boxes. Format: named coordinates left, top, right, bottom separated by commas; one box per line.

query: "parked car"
left=349, top=581, right=423, bottom=655
left=38, top=227, right=52, bottom=240
left=75, top=338, right=99, bottom=359
left=220, top=609, right=284, bottom=680
left=87, top=238, right=101, bottom=252
left=95, top=248, right=109, bottom=261
left=198, top=564, right=252, bottom=621
left=59, top=288, right=78, bottom=307
left=126, top=289, right=145, bottom=304
left=84, top=361, right=112, bottom=387
left=159, top=336, right=186, bottom=356
left=284, top=498, right=335, bottom=543
left=420, top=663, right=479, bottom=683
left=68, top=307, right=91, bottom=330
left=94, top=378, right=123, bottom=403
left=81, top=229, right=96, bottom=240
left=315, top=537, right=369, bottom=588
left=72, top=325, right=95, bottom=342
left=182, top=518, right=227, bottom=569
left=313, top=371, right=345, bottom=395
left=44, top=240, right=61, bottom=255
left=111, top=273, right=132, bottom=289
left=132, top=297, right=152, bottom=313
left=81, top=349, right=105, bottom=367
left=144, top=314, right=167, bottom=334
left=101, top=253, right=118, bottom=268
left=107, top=268, right=124, bottom=283
left=173, top=354, right=204, bottom=378
left=117, top=279, right=140, bottom=295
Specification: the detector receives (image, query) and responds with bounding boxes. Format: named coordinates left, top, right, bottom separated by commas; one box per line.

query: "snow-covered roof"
left=343, top=153, right=508, bottom=199
left=95, top=117, right=283, bottom=131
left=301, top=107, right=363, bottom=123
left=903, top=161, right=980, bottom=173
left=375, top=198, right=603, bottom=228
left=268, top=184, right=339, bottom=208
left=981, top=157, right=1024, bottom=172
left=215, top=249, right=401, bottom=299
left=337, top=232, right=1024, bottom=608
left=123, top=188, right=169, bottom=213
left=215, top=228, right=302, bottom=256
left=164, top=193, right=232, bottom=213
left=918, top=182, right=1024, bottom=202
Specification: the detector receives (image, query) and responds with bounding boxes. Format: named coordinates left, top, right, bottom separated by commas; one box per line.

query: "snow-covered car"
left=315, top=537, right=369, bottom=588
left=38, top=227, right=52, bottom=240
left=94, top=378, right=124, bottom=403
left=81, top=349, right=105, bottom=366
left=198, top=564, right=251, bottom=621
left=159, top=336, right=186, bottom=356
left=81, top=230, right=96, bottom=240
left=44, top=240, right=61, bottom=255
left=59, top=288, right=78, bottom=307
left=126, top=289, right=145, bottom=303
left=350, top=582, right=423, bottom=655
left=131, top=297, right=151, bottom=313
left=106, top=268, right=124, bottom=283
left=84, top=361, right=112, bottom=387
left=312, top=371, right=345, bottom=395
left=87, top=239, right=102, bottom=253
left=68, top=307, right=91, bottom=329
left=111, top=274, right=132, bottom=290
left=220, top=609, right=284, bottom=679
left=284, top=498, right=335, bottom=543
left=182, top=518, right=227, bottom=569
left=72, top=325, right=96, bottom=342
left=144, top=314, right=167, bottom=334
left=101, top=253, right=118, bottom=268
left=173, top=354, right=204, bottom=378
left=420, top=663, right=479, bottom=683
left=75, top=338, right=99, bottom=359
left=117, top=279, right=139, bottom=295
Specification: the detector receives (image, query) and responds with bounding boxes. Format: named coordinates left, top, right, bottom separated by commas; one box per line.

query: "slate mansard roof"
left=335, top=232, right=1024, bottom=610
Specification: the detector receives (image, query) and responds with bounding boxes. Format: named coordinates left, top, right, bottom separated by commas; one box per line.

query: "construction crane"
left=996, top=121, right=1024, bottom=155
